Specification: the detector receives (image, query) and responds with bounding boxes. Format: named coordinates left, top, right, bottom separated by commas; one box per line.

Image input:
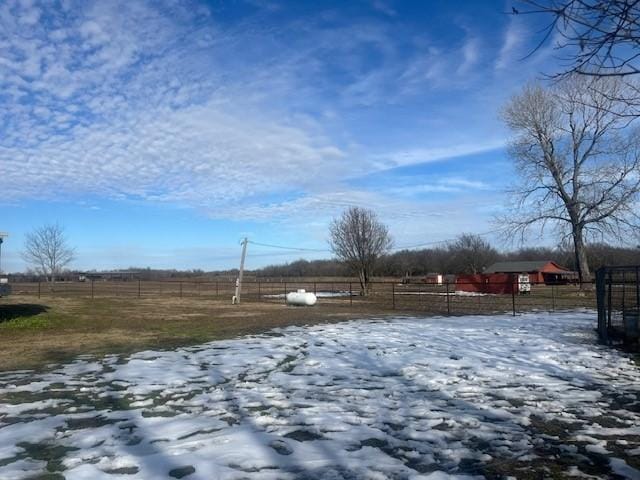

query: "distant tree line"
left=253, top=239, right=640, bottom=279
left=8, top=234, right=639, bottom=283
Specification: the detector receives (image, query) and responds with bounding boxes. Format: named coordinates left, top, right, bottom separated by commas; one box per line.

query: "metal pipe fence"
left=596, top=266, right=640, bottom=349
left=7, top=279, right=597, bottom=316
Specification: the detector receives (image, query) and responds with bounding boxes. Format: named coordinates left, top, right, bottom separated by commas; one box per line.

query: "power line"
left=391, top=227, right=507, bottom=251
left=247, top=240, right=331, bottom=253
left=244, top=227, right=507, bottom=258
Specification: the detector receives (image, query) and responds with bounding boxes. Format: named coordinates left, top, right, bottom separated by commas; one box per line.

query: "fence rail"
left=6, top=279, right=597, bottom=317
left=596, top=266, right=640, bottom=349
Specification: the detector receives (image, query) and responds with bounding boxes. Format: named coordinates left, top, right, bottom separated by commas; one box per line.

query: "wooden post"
left=234, top=238, right=248, bottom=304
left=258, top=281, right=261, bottom=300
left=284, top=282, right=287, bottom=304
left=91, top=279, right=94, bottom=299
left=179, top=281, right=183, bottom=298
left=216, top=281, right=219, bottom=297
left=313, top=282, right=316, bottom=295
left=138, top=279, right=141, bottom=298
left=349, top=282, right=352, bottom=306
left=551, top=284, right=555, bottom=311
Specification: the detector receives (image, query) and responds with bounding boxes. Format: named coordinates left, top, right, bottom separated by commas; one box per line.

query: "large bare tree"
left=22, top=224, right=75, bottom=283
left=329, top=207, right=392, bottom=295
left=501, top=75, right=640, bottom=283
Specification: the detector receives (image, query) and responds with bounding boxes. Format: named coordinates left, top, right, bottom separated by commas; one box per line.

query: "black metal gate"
left=596, top=266, right=640, bottom=348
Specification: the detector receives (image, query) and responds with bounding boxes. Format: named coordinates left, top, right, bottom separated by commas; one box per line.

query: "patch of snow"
left=0, top=311, right=639, bottom=479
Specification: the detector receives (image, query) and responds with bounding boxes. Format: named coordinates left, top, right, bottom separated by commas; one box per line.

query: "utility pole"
left=233, top=237, right=248, bottom=304
left=0, top=233, right=7, bottom=276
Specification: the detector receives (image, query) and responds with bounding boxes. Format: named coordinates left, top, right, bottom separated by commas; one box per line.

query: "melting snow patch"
left=0, top=311, right=639, bottom=479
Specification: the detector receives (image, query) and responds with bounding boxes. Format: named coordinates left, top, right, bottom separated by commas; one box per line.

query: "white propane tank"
left=286, top=289, right=317, bottom=306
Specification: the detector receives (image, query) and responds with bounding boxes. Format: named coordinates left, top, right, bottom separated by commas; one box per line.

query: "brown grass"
left=0, top=280, right=597, bottom=371
left=0, top=295, right=396, bottom=371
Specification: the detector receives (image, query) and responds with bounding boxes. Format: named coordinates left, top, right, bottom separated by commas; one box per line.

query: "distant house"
left=484, top=261, right=577, bottom=285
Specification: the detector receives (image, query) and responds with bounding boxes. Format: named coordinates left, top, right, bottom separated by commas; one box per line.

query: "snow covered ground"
left=0, top=311, right=639, bottom=479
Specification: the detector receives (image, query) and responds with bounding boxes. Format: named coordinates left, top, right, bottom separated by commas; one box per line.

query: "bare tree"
left=329, top=207, right=392, bottom=295
left=22, top=224, right=75, bottom=283
left=500, top=75, right=640, bottom=283
left=447, top=234, right=500, bottom=274
left=518, top=1, right=640, bottom=77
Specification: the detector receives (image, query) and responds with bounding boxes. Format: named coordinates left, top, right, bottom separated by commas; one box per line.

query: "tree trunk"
left=358, top=269, right=369, bottom=296
left=572, top=227, right=591, bottom=286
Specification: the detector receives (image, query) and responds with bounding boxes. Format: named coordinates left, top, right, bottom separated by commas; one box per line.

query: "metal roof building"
left=485, top=261, right=577, bottom=284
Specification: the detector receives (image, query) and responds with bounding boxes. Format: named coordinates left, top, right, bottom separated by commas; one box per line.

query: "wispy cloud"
left=495, top=17, right=525, bottom=71
left=371, top=140, right=505, bottom=170
left=458, top=37, right=481, bottom=75
left=0, top=0, right=556, bottom=256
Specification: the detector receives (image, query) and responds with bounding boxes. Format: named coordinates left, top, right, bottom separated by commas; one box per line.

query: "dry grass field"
left=0, top=294, right=393, bottom=371
left=0, top=280, right=597, bottom=371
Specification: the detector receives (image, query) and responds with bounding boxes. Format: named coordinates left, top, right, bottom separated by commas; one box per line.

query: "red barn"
left=484, top=261, right=577, bottom=285
left=455, top=261, right=577, bottom=294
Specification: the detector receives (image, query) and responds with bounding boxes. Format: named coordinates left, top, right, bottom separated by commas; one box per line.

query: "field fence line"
left=5, top=278, right=597, bottom=317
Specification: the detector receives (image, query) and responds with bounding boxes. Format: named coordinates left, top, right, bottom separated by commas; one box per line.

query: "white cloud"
left=371, top=140, right=505, bottom=169
left=495, top=18, right=525, bottom=71
left=0, top=0, right=550, bottom=252
left=458, top=37, right=481, bottom=75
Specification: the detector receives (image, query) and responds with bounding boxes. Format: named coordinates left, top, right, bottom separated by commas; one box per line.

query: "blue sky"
left=0, top=0, right=560, bottom=272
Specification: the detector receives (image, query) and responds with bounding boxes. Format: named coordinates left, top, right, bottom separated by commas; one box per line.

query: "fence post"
left=138, top=279, right=141, bottom=299
left=284, top=282, right=287, bottom=304
left=551, top=284, right=555, bottom=311
left=216, top=281, right=219, bottom=297
left=313, top=282, right=316, bottom=295
left=607, top=271, right=613, bottom=331
left=636, top=267, right=640, bottom=321
left=258, top=281, right=261, bottom=300
left=349, top=282, right=352, bottom=306
left=511, top=277, right=517, bottom=316
left=180, top=281, right=183, bottom=298
left=446, top=281, right=451, bottom=315
left=38, top=280, right=41, bottom=299
left=595, top=268, right=607, bottom=343
left=392, top=282, right=395, bottom=309
left=91, top=279, right=94, bottom=299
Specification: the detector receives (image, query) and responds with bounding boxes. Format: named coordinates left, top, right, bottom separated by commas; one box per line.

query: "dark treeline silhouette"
left=254, top=242, right=640, bottom=279
left=7, top=242, right=639, bottom=282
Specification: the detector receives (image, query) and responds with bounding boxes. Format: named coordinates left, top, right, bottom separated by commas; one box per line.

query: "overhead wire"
left=390, top=227, right=508, bottom=251
left=247, top=240, right=331, bottom=253
left=241, top=226, right=508, bottom=259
